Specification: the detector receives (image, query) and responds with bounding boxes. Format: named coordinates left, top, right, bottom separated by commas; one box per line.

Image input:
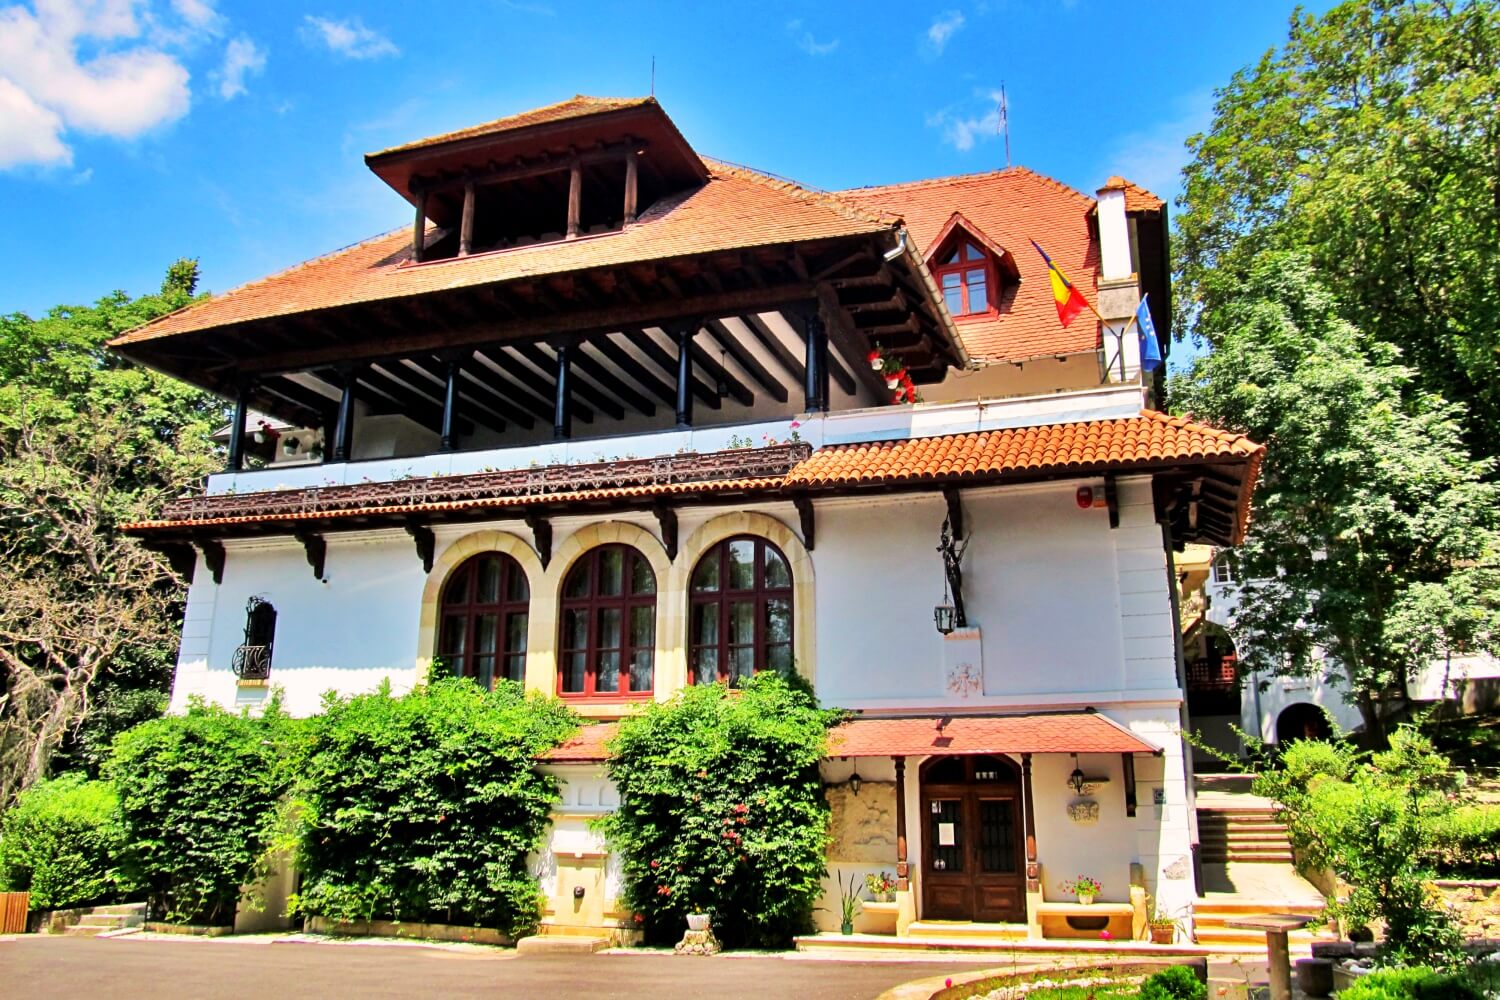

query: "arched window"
left=1212, top=553, right=1237, bottom=585
left=232, top=596, right=276, bottom=681
left=439, top=552, right=530, bottom=687
left=689, top=536, right=793, bottom=684
left=559, top=545, right=656, bottom=697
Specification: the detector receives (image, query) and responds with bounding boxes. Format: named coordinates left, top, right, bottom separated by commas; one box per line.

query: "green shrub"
left=1137, top=964, right=1206, bottom=1000
left=107, top=697, right=299, bottom=925
left=1338, top=966, right=1487, bottom=1000
left=0, top=774, right=136, bottom=909
left=600, top=673, right=838, bottom=949
left=1428, top=803, right=1500, bottom=877
left=289, top=679, right=575, bottom=937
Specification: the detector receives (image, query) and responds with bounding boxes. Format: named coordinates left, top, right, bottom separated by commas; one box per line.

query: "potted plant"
left=1061, top=875, right=1102, bottom=905
left=686, top=911, right=711, bottom=932
left=838, top=872, right=862, bottom=934
left=1144, top=895, right=1178, bottom=944
left=864, top=871, right=897, bottom=903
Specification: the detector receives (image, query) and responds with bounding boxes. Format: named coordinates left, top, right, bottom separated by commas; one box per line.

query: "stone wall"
left=1432, top=879, right=1500, bottom=940
left=826, top=781, right=898, bottom=863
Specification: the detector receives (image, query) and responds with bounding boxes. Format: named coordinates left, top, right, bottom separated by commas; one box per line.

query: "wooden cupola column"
left=566, top=160, right=582, bottom=240
left=411, top=189, right=429, bottom=263
left=226, top=383, right=250, bottom=472
left=439, top=356, right=462, bottom=452
left=332, top=366, right=363, bottom=463
left=674, top=323, right=695, bottom=428
left=553, top=344, right=573, bottom=440
left=802, top=311, right=830, bottom=413
left=623, top=152, right=639, bottom=225
left=458, top=181, right=476, bottom=257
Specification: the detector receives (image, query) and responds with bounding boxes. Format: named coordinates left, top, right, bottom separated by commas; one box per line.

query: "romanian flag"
left=1029, top=239, right=1091, bottom=329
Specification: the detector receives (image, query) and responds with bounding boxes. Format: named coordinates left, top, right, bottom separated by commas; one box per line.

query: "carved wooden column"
left=894, top=755, right=909, bottom=891
left=332, top=367, right=360, bottom=463
left=553, top=344, right=573, bottom=440
left=803, top=312, right=828, bottom=412
left=566, top=162, right=582, bottom=239
left=412, top=189, right=428, bottom=263
left=226, top=384, right=249, bottom=472
left=459, top=181, right=476, bottom=257
left=1022, top=753, right=1039, bottom=892
left=674, top=324, right=694, bottom=428
left=439, top=357, right=462, bottom=452
left=623, top=153, right=639, bottom=225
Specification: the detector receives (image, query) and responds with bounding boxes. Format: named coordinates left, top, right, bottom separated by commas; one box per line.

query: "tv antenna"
left=651, top=56, right=656, bottom=97
left=997, top=83, right=1011, bottom=167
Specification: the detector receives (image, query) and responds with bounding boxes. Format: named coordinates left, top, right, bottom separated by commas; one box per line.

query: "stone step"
left=91, top=903, right=148, bottom=916
left=906, top=921, right=1029, bottom=941
left=77, top=914, right=131, bottom=928
left=1194, top=900, right=1325, bottom=915
left=515, top=934, right=609, bottom=956
left=64, top=923, right=114, bottom=938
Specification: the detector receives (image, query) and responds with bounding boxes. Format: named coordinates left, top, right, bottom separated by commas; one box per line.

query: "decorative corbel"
left=792, top=496, right=815, bottom=551
left=1122, top=753, right=1138, bottom=817
left=159, top=542, right=197, bottom=584
left=938, top=515, right=969, bottom=629
left=197, top=540, right=225, bottom=586
left=404, top=520, right=435, bottom=574
left=943, top=485, right=964, bottom=540
left=526, top=514, right=552, bottom=569
left=653, top=505, right=678, bottom=561
left=295, top=531, right=327, bottom=581
left=1104, top=474, right=1119, bottom=530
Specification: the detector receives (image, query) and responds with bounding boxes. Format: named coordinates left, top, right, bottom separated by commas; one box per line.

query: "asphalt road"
left=0, top=936, right=1005, bottom=1000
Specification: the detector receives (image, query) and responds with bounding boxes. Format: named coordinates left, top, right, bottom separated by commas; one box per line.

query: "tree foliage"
left=0, top=261, right=221, bottom=805
left=289, top=679, right=576, bottom=937
left=1175, top=0, right=1500, bottom=448
left=107, top=698, right=299, bottom=925
left=600, top=674, right=837, bottom=949
left=1171, top=254, right=1500, bottom=738
left=0, top=772, right=138, bottom=910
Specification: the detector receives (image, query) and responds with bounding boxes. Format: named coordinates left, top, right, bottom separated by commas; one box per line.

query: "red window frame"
left=558, top=544, right=656, bottom=699
left=932, top=239, right=995, bottom=319
left=438, top=552, right=530, bottom=688
left=688, top=536, right=794, bottom=685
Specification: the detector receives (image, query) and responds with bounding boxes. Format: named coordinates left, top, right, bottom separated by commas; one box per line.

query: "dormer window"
left=935, top=242, right=993, bottom=317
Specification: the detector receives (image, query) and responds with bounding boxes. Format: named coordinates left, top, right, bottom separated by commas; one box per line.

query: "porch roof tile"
left=826, top=712, right=1160, bottom=757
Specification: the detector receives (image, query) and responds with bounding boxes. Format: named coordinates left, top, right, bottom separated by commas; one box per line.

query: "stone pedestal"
left=674, top=927, right=721, bottom=955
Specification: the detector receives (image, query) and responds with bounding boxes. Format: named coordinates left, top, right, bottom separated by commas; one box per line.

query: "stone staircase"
left=1191, top=898, right=1327, bottom=950
left=1197, top=806, right=1294, bottom=865
left=63, top=903, right=146, bottom=937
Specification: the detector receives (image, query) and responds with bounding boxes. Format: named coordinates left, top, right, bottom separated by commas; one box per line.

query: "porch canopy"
left=826, top=712, right=1160, bottom=758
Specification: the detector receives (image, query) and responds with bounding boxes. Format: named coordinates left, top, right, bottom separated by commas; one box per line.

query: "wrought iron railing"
left=232, top=644, right=273, bottom=680
left=160, top=443, right=812, bottom=523
left=1185, top=655, right=1237, bottom=690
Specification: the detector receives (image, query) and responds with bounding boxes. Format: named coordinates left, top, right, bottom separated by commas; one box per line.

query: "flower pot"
left=686, top=913, right=710, bottom=932
left=1077, top=893, right=1095, bottom=906
left=874, top=892, right=891, bottom=903
left=1150, top=925, right=1175, bottom=944
left=840, top=919, right=854, bottom=935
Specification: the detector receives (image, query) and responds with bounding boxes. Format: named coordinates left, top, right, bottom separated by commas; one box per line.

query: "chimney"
left=1095, top=177, right=1142, bottom=384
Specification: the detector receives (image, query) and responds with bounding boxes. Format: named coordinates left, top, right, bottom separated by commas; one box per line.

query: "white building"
left=112, top=96, right=1262, bottom=944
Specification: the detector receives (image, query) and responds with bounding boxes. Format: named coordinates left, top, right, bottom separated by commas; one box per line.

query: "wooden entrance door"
left=920, top=755, right=1025, bottom=922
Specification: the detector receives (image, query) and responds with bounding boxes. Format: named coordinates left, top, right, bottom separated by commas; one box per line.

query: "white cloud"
left=169, top=0, right=216, bottom=28
left=927, top=89, right=1004, bottom=152
left=0, top=77, right=71, bottom=168
left=214, top=34, right=263, bottom=99
left=925, top=10, right=965, bottom=54
left=0, top=1, right=193, bottom=168
left=786, top=18, right=839, bottom=56
left=301, top=15, right=399, bottom=60
left=1098, top=91, right=1214, bottom=204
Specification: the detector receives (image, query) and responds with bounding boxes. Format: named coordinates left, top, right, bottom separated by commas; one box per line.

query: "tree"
left=1171, top=254, right=1500, bottom=741
left=0, top=262, right=221, bottom=806
left=1175, top=0, right=1500, bottom=450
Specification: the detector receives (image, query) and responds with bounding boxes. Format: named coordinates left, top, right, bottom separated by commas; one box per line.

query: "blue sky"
left=0, top=1, right=1326, bottom=322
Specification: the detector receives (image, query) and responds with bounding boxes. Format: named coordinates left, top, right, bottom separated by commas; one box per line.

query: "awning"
left=826, top=712, right=1160, bottom=758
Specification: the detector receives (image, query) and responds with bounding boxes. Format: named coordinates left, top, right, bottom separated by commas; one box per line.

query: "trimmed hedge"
left=288, top=679, right=575, bottom=937
left=601, top=673, right=837, bottom=948
left=0, top=773, right=137, bottom=910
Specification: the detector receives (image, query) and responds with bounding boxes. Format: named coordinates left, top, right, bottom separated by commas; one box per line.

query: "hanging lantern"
left=1067, top=753, right=1087, bottom=796
left=933, top=601, right=958, bottom=635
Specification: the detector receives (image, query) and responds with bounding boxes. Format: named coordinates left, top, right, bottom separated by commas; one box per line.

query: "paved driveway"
left=1, top=936, right=1001, bottom=1000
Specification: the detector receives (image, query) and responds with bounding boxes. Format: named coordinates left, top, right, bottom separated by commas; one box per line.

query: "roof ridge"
left=368, top=94, right=653, bottom=159
left=704, top=157, right=897, bottom=230
left=839, top=164, right=1095, bottom=208
left=111, top=226, right=410, bottom=345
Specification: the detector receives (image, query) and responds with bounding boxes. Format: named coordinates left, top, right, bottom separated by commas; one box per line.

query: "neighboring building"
left=111, top=96, right=1262, bottom=944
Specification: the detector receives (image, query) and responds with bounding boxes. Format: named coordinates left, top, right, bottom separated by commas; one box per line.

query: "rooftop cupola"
left=365, top=95, right=710, bottom=263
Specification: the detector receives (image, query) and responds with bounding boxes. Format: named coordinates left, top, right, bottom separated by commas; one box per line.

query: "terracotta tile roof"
left=370, top=95, right=654, bottom=158
left=785, top=410, right=1263, bottom=489
left=542, top=723, right=618, bottom=762
left=111, top=161, right=890, bottom=348
left=828, top=712, right=1160, bottom=757
left=839, top=166, right=1100, bottom=364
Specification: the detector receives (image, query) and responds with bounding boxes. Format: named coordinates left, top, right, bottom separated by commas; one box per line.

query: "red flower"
left=633, top=913, right=645, bottom=924
left=650, top=860, right=660, bottom=869
left=657, top=885, right=671, bottom=896
left=734, top=803, right=749, bottom=814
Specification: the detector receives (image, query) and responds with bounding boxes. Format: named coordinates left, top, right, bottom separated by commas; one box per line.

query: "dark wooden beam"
left=526, top=514, right=552, bottom=569
left=405, top=520, right=435, bottom=573
left=198, top=540, right=225, bottom=585
left=653, top=505, right=678, bottom=561
left=793, top=496, right=815, bottom=551
left=415, top=140, right=647, bottom=197
left=159, top=542, right=197, bottom=584
left=688, top=338, right=754, bottom=408
left=623, top=327, right=719, bottom=409
left=1122, top=753, right=1138, bottom=818
left=226, top=384, right=248, bottom=472
left=1104, top=474, right=1119, bottom=530
left=569, top=346, right=656, bottom=417
left=817, top=284, right=891, bottom=401
left=472, top=349, right=583, bottom=423
left=517, top=343, right=624, bottom=421
left=742, top=313, right=806, bottom=383
left=704, top=319, right=788, bottom=404
left=589, top=335, right=676, bottom=406
left=295, top=530, right=327, bottom=581
left=404, top=356, right=532, bottom=430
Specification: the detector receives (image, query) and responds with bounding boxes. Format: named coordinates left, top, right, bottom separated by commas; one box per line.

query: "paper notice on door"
left=937, top=822, right=956, bottom=846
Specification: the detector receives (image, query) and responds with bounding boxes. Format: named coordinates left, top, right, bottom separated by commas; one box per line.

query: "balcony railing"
left=232, top=644, right=273, bottom=681
left=1186, top=655, right=1238, bottom=691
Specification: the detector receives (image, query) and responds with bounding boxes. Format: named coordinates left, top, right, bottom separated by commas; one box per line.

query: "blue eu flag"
left=1137, top=294, right=1163, bottom=372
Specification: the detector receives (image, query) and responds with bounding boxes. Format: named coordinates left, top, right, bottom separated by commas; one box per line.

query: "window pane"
left=944, top=286, right=964, bottom=316
left=630, top=554, right=656, bottom=595
left=476, top=556, right=501, bottom=603
left=928, top=799, right=964, bottom=873
left=599, top=607, right=623, bottom=650
left=692, top=601, right=719, bottom=647
left=692, top=648, right=719, bottom=685
left=562, top=652, right=586, bottom=692
left=728, top=600, right=756, bottom=646
left=942, top=247, right=961, bottom=265
left=727, top=540, right=755, bottom=591
left=764, top=547, right=790, bottom=589
left=506, top=612, right=528, bottom=656
left=941, top=271, right=961, bottom=287
left=729, top=646, right=754, bottom=683
left=630, top=648, right=653, bottom=692
left=595, top=651, right=620, bottom=692
left=473, top=654, right=495, bottom=688
left=599, top=548, right=624, bottom=596
left=563, top=608, right=588, bottom=651
left=766, top=644, right=792, bottom=672
left=965, top=242, right=984, bottom=261
left=501, top=654, right=525, bottom=684
left=564, top=561, right=591, bottom=599
left=966, top=268, right=988, bottom=312
left=979, top=799, right=1017, bottom=873
left=630, top=605, right=654, bottom=649
left=765, top=598, right=791, bottom=644
left=443, top=566, right=469, bottom=606
left=440, top=615, right=467, bottom=657
left=692, top=552, right=720, bottom=592
left=474, top=614, right=498, bottom=655
left=506, top=563, right=528, bottom=601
